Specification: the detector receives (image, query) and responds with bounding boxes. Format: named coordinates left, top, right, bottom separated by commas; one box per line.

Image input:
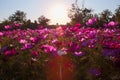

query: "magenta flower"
left=88, top=19, right=93, bottom=24
left=74, top=23, right=81, bottom=27
left=30, top=37, right=38, bottom=43
left=4, top=25, right=11, bottom=29
left=56, top=26, right=64, bottom=36
left=31, top=51, right=39, bottom=58
left=108, top=21, right=118, bottom=27
left=40, top=44, right=57, bottom=54
left=70, top=23, right=81, bottom=32
left=21, top=43, right=34, bottom=50
left=14, top=22, right=22, bottom=27
left=0, top=32, right=4, bottom=36
left=4, top=48, right=17, bottom=57
left=19, top=39, right=28, bottom=44
left=69, top=42, right=80, bottom=52
left=51, top=39, right=58, bottom=44
left=5, top=50, right=12, bottom=57
left=86, top=18, right=97, bottom=26
left=11, top=48, right=18, bottom=55
left=70, top=26, right=79, bottom=32
left=74, top=51, right=84, bottom=56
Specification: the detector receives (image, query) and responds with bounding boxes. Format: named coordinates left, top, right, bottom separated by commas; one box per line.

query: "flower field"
left=0, top=18, right=120, bottom=80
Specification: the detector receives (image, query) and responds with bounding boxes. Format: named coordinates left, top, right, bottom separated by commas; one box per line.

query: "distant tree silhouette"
left=38, top=15, right=50, bottom=26
left=0, top=5, right=120, bottom=30
left=9, top=10, right=26, bottom=23
left=22, top=19, right=38, bottom=29
left=68, top=3, right=93, bottom=25
left=96, top=9, right=113, bottom=28
left=114, top=5, right=120, bottom=24
left=34, top=20, right=38, bottom=24
left=23, top=19, right=31, bottom=28
left=99, top=9, right=112, bottom=23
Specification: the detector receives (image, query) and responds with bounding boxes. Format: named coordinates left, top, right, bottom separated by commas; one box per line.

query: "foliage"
left=8, top=10, right=26, bottom=23
left=68, top=4, right=120, bottom=27
left=68, top=4, right=93, bottom=25
left=99, top=9, right=113, bottom=23
left=114, top=5, right=120, bottom=24
left=38, top=15, right=50, bottom=26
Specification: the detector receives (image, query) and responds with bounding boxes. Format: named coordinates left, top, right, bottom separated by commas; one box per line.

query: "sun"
left=52, top=5, right=66, bottom=19
left=50, top=4, right=70, bottom=25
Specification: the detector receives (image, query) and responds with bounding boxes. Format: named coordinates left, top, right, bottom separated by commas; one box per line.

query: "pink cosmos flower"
left=108, top=21, right=118, bottom=27
left=74, top=51, right=84, bottom=56
left=19, top=39, right=28, bottom=44
left=86, top=18, right=97, bottom=26
left=56, top=26, right=64, bottom=36
left=5, top=50, right=12, bottom=57
left=40, top=44, right=57, bottom=54
left=31, top=51, right=39, bottom=58
left=70, top=23, right=81, bottom=32
left=70, top=26, right=79, bottom=32
left=5, top=48, right=17, bottom=57
left=4, top=25, right=11, bottom=29
left=30, top=37, right=38, bottom=43
left=0, top=32, right=3, bottom=36
left=69, top=42, right=80, bottom=52
left=74, top=23, right=81, bottom=27
left=21, top=43, right=33, bottom=50
left=88, top=19, right=93, bottom=24
left=14, top=22, right=22, bottom=27
left=51, top=39, right=58, bottom=44
left=11, top=48, right=18, bottom=55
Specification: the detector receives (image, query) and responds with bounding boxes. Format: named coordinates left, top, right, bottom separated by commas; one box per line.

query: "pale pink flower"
left=19, top=39, right=28, bottom=44
left=0, top=32, right=3, bottom=36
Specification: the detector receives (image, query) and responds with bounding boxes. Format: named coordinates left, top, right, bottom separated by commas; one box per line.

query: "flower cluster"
left=0, top=18, right=120, bottom=79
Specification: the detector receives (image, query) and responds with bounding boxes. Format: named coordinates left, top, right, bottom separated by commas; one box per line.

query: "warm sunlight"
left=50, top=4, right=70, bottom=25
left=52, top=5, right=66, bottom=19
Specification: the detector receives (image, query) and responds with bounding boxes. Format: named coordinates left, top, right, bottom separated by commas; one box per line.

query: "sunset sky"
left=0, top=0, right=120, bottom=24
